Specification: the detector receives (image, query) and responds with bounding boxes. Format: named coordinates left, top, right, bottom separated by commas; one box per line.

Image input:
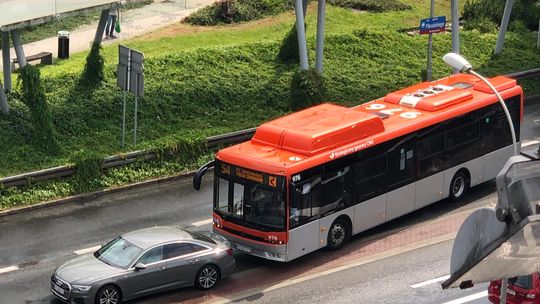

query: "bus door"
left=288, top=176, right=321, bottom=260
left=386, top=139, right=416, bottom=221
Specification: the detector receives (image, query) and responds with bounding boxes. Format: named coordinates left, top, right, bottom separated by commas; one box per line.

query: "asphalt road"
left=0, top=99, right=539, bottom=304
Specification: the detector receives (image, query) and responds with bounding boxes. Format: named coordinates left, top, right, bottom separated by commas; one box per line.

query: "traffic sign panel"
left=419, top=16, right=446, bottom=35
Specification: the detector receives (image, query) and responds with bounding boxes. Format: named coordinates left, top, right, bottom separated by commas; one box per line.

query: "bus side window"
left=290, top=177, right=321, bottom=228
left=387, top=142, right=416, bottom=187
left=320, top=159, right=353, bottom=215
left=417, top=134, right=444, bottom=178
left=355, top=155, right=386, bottom=201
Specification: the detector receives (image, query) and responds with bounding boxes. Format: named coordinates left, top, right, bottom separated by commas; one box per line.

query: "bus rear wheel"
left=449, top=170, right=469, bottom=201
left=327, top=219, right=350, bottom=251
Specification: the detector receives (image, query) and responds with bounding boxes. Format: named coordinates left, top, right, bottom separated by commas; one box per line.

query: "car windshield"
left=509, top=275, right=533, bottom=290
left=94, top=237, right=143, bottom=269
left=215, top=178, right=286, bottom=231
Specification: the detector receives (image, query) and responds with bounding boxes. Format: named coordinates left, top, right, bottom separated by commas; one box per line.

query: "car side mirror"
left=134, top=263, right=146, bottom=271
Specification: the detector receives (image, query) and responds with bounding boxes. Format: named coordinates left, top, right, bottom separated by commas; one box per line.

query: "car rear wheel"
left=96, top=285, right=121, bottom=304
left=195, top=264, right=220, bottom=290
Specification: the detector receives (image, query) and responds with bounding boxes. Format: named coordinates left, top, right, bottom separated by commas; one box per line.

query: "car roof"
left=121, top=226, right=198, bottom=249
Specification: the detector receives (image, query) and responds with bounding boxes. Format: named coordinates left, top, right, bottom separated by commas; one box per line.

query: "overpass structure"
left=0, top=0, right=118, bottom=114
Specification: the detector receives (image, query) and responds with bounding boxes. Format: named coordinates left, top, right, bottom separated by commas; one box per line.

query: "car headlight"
left=72, top=284, right=92, bottom=292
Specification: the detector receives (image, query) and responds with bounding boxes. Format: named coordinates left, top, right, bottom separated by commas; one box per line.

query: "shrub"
left=80, top=43, right=105, bottom=86
left=289, top=68, right=326, bottom=110
left=462, top=0, right=540, bottom=32
left=18, top=65, right=59, bottom=152
left=328, top=0, right=411, bottom=12
left=463, top=17, right=498, bottom=34
left=72, top=149, right=104, bottom=191
left=184, top=0, right=292, bottom=26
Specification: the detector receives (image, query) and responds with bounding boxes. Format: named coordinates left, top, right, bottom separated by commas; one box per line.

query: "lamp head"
left=443, top=53, right=473, bottom=72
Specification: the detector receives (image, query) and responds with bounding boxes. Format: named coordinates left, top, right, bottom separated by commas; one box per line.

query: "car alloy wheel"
left=197, top=265, right=219, bottom=289
left=98, top=286, right=120, bottom=304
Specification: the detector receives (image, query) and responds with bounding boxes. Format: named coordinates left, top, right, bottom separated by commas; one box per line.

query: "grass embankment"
left=1, top=0, right=540, bottom=208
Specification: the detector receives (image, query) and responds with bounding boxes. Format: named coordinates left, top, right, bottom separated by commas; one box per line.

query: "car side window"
left=137, top=246, right=164, bottom=265
left=164, top=243, right=208, bottom=259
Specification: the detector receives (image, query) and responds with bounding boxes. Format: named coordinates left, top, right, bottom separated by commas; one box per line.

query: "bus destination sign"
left=219, top=162, right=280, bottom=188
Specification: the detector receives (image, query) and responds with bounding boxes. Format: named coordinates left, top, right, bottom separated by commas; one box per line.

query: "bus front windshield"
left=215, top=177, right=286, bottom=231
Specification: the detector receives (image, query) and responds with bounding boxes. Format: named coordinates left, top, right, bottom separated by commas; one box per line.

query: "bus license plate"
left=236, top=244, right=252, bottom=253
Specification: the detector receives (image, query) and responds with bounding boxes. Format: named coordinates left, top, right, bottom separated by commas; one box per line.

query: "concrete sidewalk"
left=0, top=0, right=214, bottom=70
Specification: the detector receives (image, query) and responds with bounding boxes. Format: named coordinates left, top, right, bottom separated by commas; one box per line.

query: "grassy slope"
left=1, top=0, right=539, bottom=177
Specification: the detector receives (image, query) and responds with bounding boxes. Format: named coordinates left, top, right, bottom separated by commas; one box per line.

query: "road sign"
left=117, top=45, right=144, bottom=96
left=419, top=16, right=446, bottom=35
left=117, top=45, right=144, bottom=148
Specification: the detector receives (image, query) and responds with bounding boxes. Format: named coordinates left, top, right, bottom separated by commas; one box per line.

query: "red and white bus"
left=194, top=73, right=523, bottom=262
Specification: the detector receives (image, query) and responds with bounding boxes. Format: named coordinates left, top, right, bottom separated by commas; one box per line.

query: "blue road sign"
left=419, top=16, right=446, bottom=35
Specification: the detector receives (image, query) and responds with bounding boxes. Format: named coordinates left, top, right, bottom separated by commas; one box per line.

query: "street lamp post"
left=442, top=52, right=520, bottom=303
left=442, top=53, right=519, bottom=156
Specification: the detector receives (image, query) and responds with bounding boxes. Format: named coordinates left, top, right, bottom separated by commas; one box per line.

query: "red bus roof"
left=216, top=74, right=523, bottom=176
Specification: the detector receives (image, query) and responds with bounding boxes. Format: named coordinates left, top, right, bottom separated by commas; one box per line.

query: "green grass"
left=1, top=0, right=540, bottom=207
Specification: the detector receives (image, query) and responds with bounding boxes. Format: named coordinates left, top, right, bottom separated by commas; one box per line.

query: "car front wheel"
left=96, top=285, right=121, bottom=304
left=195, top=264, right=220, bottom=290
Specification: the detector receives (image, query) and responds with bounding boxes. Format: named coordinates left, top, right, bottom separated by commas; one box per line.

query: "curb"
left=0, top=171, right=196, bottom=217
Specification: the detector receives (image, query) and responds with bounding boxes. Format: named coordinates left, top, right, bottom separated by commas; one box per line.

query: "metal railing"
left=2, top=68, right=540, bottom=189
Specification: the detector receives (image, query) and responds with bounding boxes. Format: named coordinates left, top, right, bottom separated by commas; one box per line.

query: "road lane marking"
left=74, top=245, right=102, bottom=255
left=0, top=266, right=19, bottom=274
left=523, top=140, right=540, bottom=147
left=440, top=291, right=488, bottom=304
left=204, top=232, right=457, bottom=304
left=410, top=274, right=450, bottom=288
left=192, top=219, right=213, bottom=227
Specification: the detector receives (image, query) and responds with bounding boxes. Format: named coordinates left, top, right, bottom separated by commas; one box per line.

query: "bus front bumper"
left=213, top=227, right=288, bottom=262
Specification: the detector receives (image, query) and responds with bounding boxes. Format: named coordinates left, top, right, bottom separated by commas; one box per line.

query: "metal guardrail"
left=0, top=127, right=257, bottom=188
left=2, top=68, right=540, bottom=189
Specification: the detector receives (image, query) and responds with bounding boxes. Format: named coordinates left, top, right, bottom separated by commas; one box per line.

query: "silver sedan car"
left=50, top=227, right=235, bottom=304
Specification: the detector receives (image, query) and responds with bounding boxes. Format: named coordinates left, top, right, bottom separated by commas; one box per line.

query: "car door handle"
left=157, top=266, right=165, bottom=271
left=190, top=259, right=199, bottom=264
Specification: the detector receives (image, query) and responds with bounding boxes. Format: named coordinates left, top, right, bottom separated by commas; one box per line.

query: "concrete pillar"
left=2, top=31, right=11, bottom=92
left=11, top=30, right=26, bottom=68
left=294, top=0, right=309, bottom=70
left=315, top=0, right=326, bottom=73
left=495, top=0, right=515, bottom=55
left=451, top=0, right=460, bottom=74
left=94, top=9, right=111, bottom=45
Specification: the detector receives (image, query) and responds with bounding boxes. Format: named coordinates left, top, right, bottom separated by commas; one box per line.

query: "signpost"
left=419, top=14, right=446, bottom=81
left=117, top=45, right=144, bottom=148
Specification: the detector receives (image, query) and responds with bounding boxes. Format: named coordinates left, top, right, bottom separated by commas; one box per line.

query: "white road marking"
left=74, top=245, right=102, bottom=255
left=440, top=290, right=488, bottom=304
left=0, top=266, right=19, bottom=274
left=206, top=232, right=457, bottom=304
left=410, top=274, right=450, bottom=289
left=523, top=140, right=540, bottom=147
left=192, top=219, right=213, bottom=227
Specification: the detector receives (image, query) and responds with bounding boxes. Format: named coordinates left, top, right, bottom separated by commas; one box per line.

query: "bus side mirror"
left=193, top=160, right=215, bottom=191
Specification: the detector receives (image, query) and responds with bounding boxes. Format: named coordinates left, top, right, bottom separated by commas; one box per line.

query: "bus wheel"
left=327, top=219, right=350, bottom=251
left=449, top=170, right=469, bottom=201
